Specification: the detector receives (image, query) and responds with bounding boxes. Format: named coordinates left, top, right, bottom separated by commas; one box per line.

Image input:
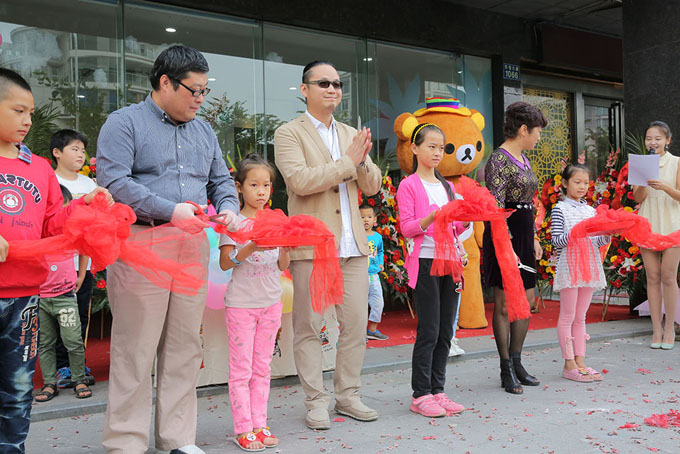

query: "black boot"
left=500, top=359, right=523, bottom=394
left=510, top=352, right=540, bottom=386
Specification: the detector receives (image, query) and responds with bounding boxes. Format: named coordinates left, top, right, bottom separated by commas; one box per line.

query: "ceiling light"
left=165, top=27, right=176, bottom=33
left=289, top=87, right=297, bottom=90
left=77, top=95, right=85, bottom=98
left=363, top=57, right=373, bottom=62
left=208, top=77, right=216, bottom=82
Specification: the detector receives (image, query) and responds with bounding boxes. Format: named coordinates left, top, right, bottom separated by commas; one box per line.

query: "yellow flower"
left=610, top=255, right=617, bottom=262
left=592, top=195, right=597, bottom=201
left=546, top=266, right=553, bottom=273
left=554, top=175, right=562, bottom=184
left=396, top=259, right=404, bottom=266
left=388, top=216, right=396, bottom=223
left=79, top=165, right=90, bottom=175
left=623, top=206, right=633, bottom=212
left=541, top=221, right=548, bottom=228
left=398, top=238, right=404, bottom=246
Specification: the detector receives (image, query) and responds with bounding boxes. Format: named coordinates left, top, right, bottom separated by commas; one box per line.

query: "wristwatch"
left=229, top=249, right=243, bottom=266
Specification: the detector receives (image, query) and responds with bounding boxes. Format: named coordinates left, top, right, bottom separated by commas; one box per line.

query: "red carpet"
left=367, top=299, right=636, bottom=348
left=33, top=300, right=636, bottom=387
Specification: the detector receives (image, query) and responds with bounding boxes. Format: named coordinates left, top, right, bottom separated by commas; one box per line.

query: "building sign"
left=503, top=63, right=520, bottom=81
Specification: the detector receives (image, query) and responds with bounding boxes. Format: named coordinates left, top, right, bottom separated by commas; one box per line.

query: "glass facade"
left=0, top=0, right=494, bottom=188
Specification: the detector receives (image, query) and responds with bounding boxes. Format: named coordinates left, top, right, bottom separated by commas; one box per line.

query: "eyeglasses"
left=172, top=78, right=211, bottom=97
left=305, top=79, right=343, bottom=90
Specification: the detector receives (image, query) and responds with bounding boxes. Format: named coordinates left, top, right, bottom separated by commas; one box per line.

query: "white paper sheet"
left=627, top=153, right=660, bottom=186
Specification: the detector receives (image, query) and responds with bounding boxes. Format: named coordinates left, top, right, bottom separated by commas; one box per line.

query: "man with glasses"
left=274, top=61, right=382, bottom=430
left=97, top=45, right=239, bottom=454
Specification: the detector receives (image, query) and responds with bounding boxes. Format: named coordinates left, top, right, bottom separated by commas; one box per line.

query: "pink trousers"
left=558, top=287, right=595, bottom=359
left=225, top=302, right=282, bottom=435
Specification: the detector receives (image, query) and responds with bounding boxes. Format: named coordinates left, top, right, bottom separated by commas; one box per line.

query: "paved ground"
left=25, top=321, right=679, bottom=454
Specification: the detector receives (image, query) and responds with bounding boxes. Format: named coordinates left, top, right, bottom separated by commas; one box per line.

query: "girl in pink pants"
left=219, top=154, right=290, bottom=452
left=551, top=164, right=609, bottom=383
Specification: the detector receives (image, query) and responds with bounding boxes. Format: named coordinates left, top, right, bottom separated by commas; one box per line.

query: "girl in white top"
left=551, top=164, right=609, bottom=382
left=219, top=153, right=290, bottom=451
left=632, top=121, right=680, bottom=350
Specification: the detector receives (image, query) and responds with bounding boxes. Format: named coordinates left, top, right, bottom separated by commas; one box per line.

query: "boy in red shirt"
left=0, top=68, right=110, bottom=453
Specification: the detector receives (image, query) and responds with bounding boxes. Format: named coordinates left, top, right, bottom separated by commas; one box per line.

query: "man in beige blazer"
left=274, top=61, right=382, bottom=430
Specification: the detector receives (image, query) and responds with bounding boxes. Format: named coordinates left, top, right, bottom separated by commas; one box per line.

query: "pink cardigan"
left=396, top=173, right=465, bottom=289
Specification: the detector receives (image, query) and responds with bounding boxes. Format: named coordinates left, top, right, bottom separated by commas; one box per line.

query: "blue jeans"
left=0, top=296, right=39, bottom=454
left=368, top=274, right=384, bottom=323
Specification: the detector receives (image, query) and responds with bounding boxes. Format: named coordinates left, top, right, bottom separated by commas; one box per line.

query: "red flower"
left=387, top=276, right=394, bottom=284
left=613, top=279, right=622, bottom=289
left=96, top=279, right=107, bottom=289
left=367, top=198, right=376, bottom=206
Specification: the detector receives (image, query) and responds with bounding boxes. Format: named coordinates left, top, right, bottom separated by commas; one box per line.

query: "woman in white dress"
left=633, top=121, right=680, bottom=350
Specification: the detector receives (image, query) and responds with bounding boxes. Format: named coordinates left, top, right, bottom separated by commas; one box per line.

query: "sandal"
left=73, top=380, right=92, bottom=399
left=562, top=368, right=594, bottom=383
left=233, top=432, right=265, bottom=452
left=254, top=427, right=279, bottom=448
left=34, top=383, right=58, bottom=402
left=584, top=367, right=603, bottom=381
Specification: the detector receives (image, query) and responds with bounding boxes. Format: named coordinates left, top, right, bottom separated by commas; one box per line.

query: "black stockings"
left=492, top=287, right=533, bottom=360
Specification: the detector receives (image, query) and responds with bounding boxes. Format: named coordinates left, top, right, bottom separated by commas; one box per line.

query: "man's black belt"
left=134, top=219, right=170, bottom=227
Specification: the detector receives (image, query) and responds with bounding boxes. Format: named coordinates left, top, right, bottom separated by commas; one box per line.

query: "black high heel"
left=510, top=352, right=540, bottom=386
left=500, top=359, right=523, bottom=394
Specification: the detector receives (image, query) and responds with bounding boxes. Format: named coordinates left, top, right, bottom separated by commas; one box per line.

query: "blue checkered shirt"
left=96, top=95, right=238, bottom=222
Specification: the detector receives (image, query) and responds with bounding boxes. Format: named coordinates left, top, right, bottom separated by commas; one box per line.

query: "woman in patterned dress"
left=483, top=102, right=547, bottom=394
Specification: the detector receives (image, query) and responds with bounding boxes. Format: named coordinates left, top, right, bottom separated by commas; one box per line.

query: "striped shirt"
left=551, top=197, right=609, bottom=290
left=96, top=94, right=239, bottom=222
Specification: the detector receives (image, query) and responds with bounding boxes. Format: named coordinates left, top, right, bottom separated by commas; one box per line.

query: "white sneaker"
left=449, top=338, right=465, bottom=357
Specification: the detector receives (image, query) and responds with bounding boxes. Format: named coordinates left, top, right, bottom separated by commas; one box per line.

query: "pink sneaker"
left=410, top=394, right=446, bottom=418
left=433, top=393, right=465, bottom=415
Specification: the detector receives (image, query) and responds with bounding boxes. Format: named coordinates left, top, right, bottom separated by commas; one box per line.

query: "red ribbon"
left=7, top=194, right=344, bottom=312
left=432, top=186, right=531, bottom=322
left=567, top=204, right=680, bottom=284
left=201, top=208, right=343, bottom=314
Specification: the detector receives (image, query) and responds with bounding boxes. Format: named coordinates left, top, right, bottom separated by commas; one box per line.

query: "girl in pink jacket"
left=396, top=123, right=468, bottom=418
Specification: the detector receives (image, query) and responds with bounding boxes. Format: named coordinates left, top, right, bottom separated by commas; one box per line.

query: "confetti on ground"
left=644, top=410, right=680, bottom=428
left=618, top=423, right=639, bottom=429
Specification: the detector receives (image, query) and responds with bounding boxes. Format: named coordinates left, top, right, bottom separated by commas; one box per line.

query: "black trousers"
left=411, top=258, right=460, bottom=398
left=56, top=271, right=93, bottom=369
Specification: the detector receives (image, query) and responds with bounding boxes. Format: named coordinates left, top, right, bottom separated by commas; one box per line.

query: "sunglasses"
left=172, top=78, right=211, bottom=97
left=306, top=79, right=343, bottom=90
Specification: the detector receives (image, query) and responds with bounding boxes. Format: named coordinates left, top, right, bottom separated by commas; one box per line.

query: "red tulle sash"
left=206, top=209, right=343, bottom=314
left=432, top=186, right=531, bottom=322
left=6, top=194, right=343, bottom=312
left=567, top=204, right=680, bottom=285
left=7, top=193, right=207, bottom=294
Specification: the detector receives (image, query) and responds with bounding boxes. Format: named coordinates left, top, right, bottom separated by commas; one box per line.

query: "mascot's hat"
left=414, top=97, right=473, bottom=117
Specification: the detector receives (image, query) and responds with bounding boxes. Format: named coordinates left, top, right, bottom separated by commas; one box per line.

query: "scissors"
left=517, top=261, right=537, bottom=274
left=208, top=214, right=231, bottom=227
left=185, top=201, right=233, bottom=227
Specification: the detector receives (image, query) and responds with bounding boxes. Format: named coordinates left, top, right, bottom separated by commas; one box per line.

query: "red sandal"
left=254, top=427, right=279, bottom=448
left=233, top=432, right=265, bottom=452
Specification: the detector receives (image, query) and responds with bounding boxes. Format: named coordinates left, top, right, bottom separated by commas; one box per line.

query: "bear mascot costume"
left=393, top=97, right=488, bottom=329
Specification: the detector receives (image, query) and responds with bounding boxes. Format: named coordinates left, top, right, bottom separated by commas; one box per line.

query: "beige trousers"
left=102, top=226, right=208, bottom=454
left=290, top=256, right=368, bottom=410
